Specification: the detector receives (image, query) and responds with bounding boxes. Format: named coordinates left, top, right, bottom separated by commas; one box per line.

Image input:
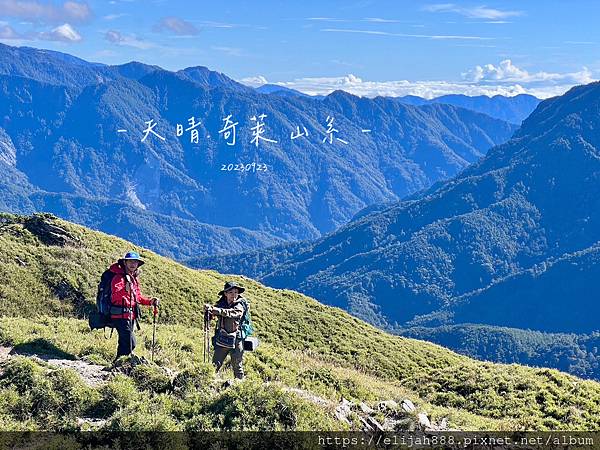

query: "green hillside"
left=0, top=213, right=599, bottom=431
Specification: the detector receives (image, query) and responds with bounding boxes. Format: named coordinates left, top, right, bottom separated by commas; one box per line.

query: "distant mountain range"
left=398, top=324, right=600, bottom=380
left=255, top=84, right=539, bottom=125
left=0, top=43, right=517, bottom=258
left=392, top=93, right=540, bottom=125
left=192, top=81, right=600, bottom=379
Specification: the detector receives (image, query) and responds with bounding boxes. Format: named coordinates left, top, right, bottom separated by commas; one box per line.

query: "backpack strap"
left=239, top=298, right=251, bottom=339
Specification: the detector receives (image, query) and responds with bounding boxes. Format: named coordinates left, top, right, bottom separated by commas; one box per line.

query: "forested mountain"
left=0, top=43, right=516, bottom=258
left=192, top=82, right=600, bottom=378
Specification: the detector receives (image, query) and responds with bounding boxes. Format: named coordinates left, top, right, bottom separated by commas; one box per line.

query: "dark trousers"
left=114, top=318, right=136, bottom=358
left=212, top=339, right=245, bottom=379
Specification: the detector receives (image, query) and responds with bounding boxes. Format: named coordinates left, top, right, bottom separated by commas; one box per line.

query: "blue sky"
left=1, top=0, right=598, bottom=98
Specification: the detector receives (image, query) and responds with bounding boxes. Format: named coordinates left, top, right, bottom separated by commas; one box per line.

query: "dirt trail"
left=0, top=345, right=109, bottom=387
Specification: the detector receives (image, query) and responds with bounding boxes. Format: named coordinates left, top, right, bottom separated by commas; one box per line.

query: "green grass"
left=1, top=213, right=600, bottom=431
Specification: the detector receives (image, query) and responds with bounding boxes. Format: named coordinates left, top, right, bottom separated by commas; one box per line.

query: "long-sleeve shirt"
left=212, top=296, right=245, bottom=334
left=109, top=263, right=152, bottom=320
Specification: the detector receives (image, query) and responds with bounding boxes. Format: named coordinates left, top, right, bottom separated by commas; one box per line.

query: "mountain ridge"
left=1, top=212, right=599, bottom=431
left=190, top=80, right=600, bottom=378
left=255, top=81, right=540, bottom=125
left=0, top=43, right=517, bottom=258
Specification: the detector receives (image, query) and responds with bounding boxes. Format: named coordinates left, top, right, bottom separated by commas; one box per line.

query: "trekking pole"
left=207, top=310, right=211, bottom=360
left=203, top=309, right=208, bottom=363
left=151, top=304, right=158, bottom=362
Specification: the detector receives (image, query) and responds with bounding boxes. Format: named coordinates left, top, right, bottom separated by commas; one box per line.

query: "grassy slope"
left=0, top=213, right=599, bottom=431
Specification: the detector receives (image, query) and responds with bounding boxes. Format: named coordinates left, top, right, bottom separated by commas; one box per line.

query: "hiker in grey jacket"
left=204, top=281, right=247, bottom=379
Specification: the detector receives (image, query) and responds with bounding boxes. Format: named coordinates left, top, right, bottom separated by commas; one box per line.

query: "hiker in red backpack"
left=110, top=252, right=159, bottom=359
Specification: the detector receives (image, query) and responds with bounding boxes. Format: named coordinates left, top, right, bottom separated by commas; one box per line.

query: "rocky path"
left=0, top=345, right=108, bottom=387
left=1, top=346, right=454, bottom=431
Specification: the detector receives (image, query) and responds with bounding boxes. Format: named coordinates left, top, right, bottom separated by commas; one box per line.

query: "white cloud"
left=424, top=4, right=523, bottom=20
left=154, top=16, right=199, bottom=36
left=321, top=28, right=494, bottom=40
left=238, top=61, right=596, bottom=100
left=105, top=29, right=154, bottom=49
left=462, top=59, right=594, bottom=85
left=40, top=22, right=82, bottom=41
left=0, top=21, right=82, bottom=42
left=239, top=75, right=268, bottom=87
left=105, top=29, right=122, bottom=42
left=62, top=1, right=90, bottom=21
left=307, top=17, right=410, bottom=24
left=363, top=17, right=401, bottom=23
left=0, top=0, right=92, bottom=24
left=195, top=20, right=237, bottom=28
left=565, top=40, right=596, bottom=45
left=306, top=17, right=349, bottom=22
left=0, top=24, right=20, bottom=39
left=103, top=13, right=128, bottom=20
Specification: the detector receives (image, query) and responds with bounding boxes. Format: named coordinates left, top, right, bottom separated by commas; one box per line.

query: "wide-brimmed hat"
left=118, top=251, right=145, bottom=266
left=218, top=281, right=245, bottom=296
